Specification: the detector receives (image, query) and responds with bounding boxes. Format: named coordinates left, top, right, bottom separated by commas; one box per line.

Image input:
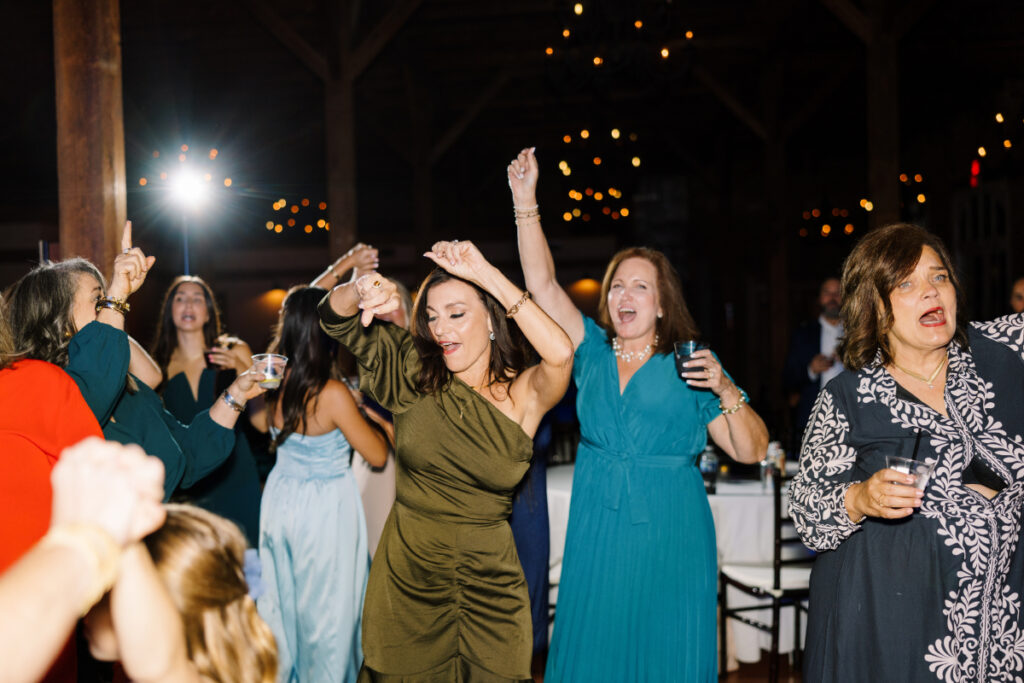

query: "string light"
left=996, top=113, right=1004, bottom=123
left=660, top=47, right=670, bottom=59
left=562, top=28, right=570, bottom=38
left=563, top=134, right=572, bottom=143
left=580, top=129, right=590, bottom=139
left=611, top=128, right=620, bottom=139
left=978, top=146, right=987, bottom=157
left=685, top=30, right=694, bottom=39
left=545, top=47, right=554, bottom=55
left=1004, top=139, right=1012, bottom=149
left=574, top=3, right=583, bottom=15
left=634, top=20, right=642, bottom=29
left=593, top=56, right=603, bottom=66
left=821, top=225, right=832, bottom=236
left=844, top=224, right=855, bottom=234
left=917, top=194, right=926, bottom=203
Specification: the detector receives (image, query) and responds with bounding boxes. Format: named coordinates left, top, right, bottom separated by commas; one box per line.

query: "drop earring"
left=489, top=331, right=495, bottom=341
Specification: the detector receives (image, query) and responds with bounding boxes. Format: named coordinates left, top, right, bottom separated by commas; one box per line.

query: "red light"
left=971, top=159, right=981, bottom=176
left=970, top=177, right=979, bottom=188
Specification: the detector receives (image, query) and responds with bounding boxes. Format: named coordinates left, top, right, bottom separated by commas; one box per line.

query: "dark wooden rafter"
left=347, top=0, right=423, bottom=79
left=244, top=0, right=329, bottom=81
left=431, top=69, right=511, bottom=165
left=691, top=65, right=768, bottom=141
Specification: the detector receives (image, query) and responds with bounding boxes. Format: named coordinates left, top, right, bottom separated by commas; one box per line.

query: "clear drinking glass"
left=251, top=353, right=288, bottom=390
left=885, top=455, right=935, bottom=492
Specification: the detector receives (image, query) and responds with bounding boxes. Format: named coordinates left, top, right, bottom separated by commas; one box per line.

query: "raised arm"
left=424, top=240, right=574, bottom=431
left=128, top=336, right=163, bottom=390
left=311, top=243, right=379, bottom=289
left=508, top=147, right=584, bottom=347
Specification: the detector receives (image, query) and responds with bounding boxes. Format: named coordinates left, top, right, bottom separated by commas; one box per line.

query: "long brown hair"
left=4, top=258, right=106, bottom=367
left=144, top=504, right=277, bottom=683
left=150, top=276, right=224, bottom=377
left=265, top=286, right=337, bottom=451
left=411, top=268, right=530, bottom=395
left=837, top=222, right=968, bottom=371
left=597, top=247, right=700, bottom=354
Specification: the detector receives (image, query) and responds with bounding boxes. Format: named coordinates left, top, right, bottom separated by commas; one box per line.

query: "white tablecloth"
left=546, top=464, right=807, bottom=666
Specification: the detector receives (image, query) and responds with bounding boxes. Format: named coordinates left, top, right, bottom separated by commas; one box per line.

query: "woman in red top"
left=0, top=297, right=103, bottom=682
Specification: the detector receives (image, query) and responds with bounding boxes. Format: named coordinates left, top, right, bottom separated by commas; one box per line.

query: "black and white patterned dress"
left=789, top=316, right=1024, bottom=682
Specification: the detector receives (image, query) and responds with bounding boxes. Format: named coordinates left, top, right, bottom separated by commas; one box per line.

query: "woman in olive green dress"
left=320, top=240, right=574, bottom=681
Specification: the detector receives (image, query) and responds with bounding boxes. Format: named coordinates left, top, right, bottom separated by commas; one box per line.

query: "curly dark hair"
left=597, top=246, right=700, bottom=354
left=4, top=258, right=106, bottom=368
left=410, top=268, right=531, bottom=395
left=837, top=222, right=968, bottom=371
left=265, top=286, right=338, bottom=452
left=150, top=276, right=224, bottom=379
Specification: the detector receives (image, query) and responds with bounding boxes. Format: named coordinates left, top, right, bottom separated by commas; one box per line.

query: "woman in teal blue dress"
left=150, top=275, right=263, bottom=546
left=508, top=148, right=769, bottom=680
left=4, top=222, right=266, bottom=502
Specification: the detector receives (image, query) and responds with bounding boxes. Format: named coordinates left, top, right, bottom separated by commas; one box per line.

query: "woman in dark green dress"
left=150, top=276, right=263, bottom=546
left=320, top=240, right=574, bottom=681
left=4, top=222, right=266, bottom=501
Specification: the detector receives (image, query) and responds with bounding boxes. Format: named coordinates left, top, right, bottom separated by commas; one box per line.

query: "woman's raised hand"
left=354, top=272, right=401, bottom=326
left=507, top=147, right=539, bottom=207
left=846, top=467, right=923, bottom=521
left=107, top=221, right=156, bottom=302
left=423, top=240, right=494, bottom=285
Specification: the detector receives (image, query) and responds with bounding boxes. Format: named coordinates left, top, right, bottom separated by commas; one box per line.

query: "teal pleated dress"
left=545, top=316, right=728, bottom=682
left=258, top=428, right=369, bottom=683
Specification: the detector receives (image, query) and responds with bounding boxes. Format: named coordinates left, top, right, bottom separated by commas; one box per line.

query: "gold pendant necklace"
left=891, top=353, right=948, bottom=389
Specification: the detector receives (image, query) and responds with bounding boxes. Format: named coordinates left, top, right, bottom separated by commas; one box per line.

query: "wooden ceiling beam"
left=692, top=65, right=768, bottom=141
left=819, top=0, right=872, bottom=44
left=245, top=0, right=329, bottom=82
left=347, top=0, right=423, bottom=79
left=431, top=70, right=511, bottom=164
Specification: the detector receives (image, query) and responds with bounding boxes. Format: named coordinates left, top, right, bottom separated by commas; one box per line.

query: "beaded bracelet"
left=95, top=297, right=130, bottom=316
left=719, top=393, right=748, bottom=415
left=513, top=204, right=540, bottom=219
left=506, top=290, right=532, bottom=318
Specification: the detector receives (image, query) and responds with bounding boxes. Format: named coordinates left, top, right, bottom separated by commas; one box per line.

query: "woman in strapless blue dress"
left=252, top=286, right=389, bottom=682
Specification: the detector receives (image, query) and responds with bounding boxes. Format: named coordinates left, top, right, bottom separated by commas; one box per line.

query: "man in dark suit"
left=783, top=277, right=843, bottom=448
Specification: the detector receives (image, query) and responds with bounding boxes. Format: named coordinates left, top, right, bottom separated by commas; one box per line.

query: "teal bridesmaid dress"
left=546, top=316, right=734, bottom=682
left=162, top=368, right=262, bottom=546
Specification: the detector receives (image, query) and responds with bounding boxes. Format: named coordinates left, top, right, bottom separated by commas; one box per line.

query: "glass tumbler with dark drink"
left=674, top=340, right=709, bottom=378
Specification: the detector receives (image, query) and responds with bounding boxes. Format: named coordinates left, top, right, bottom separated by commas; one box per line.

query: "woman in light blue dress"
left=509, top=148, right=769, bottom=680
left=253, top=286, right=389, bottom=682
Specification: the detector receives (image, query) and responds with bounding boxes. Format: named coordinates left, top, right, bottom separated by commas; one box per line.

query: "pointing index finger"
left=121, top=220, right=133, bottom=252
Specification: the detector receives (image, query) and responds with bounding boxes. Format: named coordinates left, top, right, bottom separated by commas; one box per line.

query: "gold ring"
left=372, top=279, right=382, bottom=288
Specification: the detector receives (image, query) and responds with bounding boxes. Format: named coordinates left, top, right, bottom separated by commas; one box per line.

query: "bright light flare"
left=171, top=170, right=209, bottom=208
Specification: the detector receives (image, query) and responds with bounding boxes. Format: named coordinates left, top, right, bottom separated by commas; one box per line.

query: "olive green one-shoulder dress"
left=320, top=302, right=533, bottom=682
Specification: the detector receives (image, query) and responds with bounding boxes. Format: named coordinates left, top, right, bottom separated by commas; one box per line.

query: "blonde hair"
left=144, top=505, right=277, bottom=682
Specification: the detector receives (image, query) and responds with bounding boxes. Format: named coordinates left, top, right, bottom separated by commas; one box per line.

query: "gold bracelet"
left=95, top=297, right=130, bottom=316
left=41, top=524, right=121, bottom=615
left=513, top=204, right=540, bottom=219
left=505, top=290, right=532, bottom=318
left=719, top=393, right=747, bottom=415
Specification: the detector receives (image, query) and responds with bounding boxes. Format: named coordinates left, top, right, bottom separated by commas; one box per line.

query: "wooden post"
left=52, top=0, right=126, bottom=271
left=325, top=78, right=358, bottom=259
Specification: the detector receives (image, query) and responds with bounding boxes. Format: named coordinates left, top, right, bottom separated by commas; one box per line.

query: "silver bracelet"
left=220, top=390, right=246, bottom=413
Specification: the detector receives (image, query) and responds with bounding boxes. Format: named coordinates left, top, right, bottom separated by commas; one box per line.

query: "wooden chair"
left=719, top=467, right=814, bottom=681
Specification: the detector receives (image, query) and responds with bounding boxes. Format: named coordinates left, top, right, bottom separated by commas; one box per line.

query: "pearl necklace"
left=613, top=334, right=659, bottom=363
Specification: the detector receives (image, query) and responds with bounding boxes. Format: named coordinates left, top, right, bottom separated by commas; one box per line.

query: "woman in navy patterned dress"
left=789, top=223, right=1024, bottom=682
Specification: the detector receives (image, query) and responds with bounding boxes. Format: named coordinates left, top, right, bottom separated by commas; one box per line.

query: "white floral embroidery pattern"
left=867, top=340, right=1024, bottom=682
left=790, top=322, right=1024, bottom=682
